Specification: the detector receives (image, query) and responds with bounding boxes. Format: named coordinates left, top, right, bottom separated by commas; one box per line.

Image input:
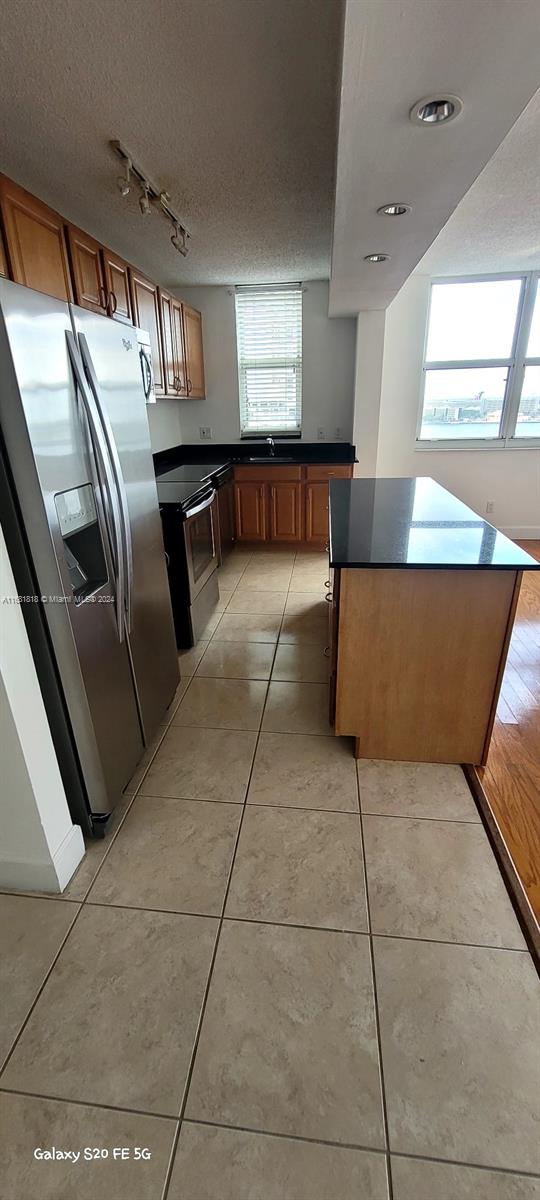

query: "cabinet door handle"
left=98, top=285, right=107, bottom=310
left=325, top=592, right=332, bottom=603
left=325, top=580, right=331, bottom=590
left=110, top=291, right=118, bottom=315
left=186, top=378, right=192, bottom=395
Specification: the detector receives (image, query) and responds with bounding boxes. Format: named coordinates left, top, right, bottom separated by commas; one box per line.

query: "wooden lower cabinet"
left=234, top=481, right=267, bottom=540
left=305, top=482, right=330, bottom=542
left=0, top=175, right=73, bottom=301
left=218, top=479, right=235, bottom=552
left=233, top=464, right=353, bottom=543
left=269, top=481, right=302, bottom=541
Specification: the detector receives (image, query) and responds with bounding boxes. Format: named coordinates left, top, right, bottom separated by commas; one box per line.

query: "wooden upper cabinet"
left=172, top=298, right=187, bottom=395
left=159, top=290, right=187, bottom=396
left=102, top=248, right=132, bottom=324
left=129, top=269, right=164, bottom=395
left=159, top=290, right=176, bottom=394
left=269, top=481, right=302, bottom=542
left=66, top=224, right=107, bottom=315
left=182, top=303, right=205, bottom=398
left=0, top=225, right=7, bottom=277
left=0, top=175, right=73, bottom=301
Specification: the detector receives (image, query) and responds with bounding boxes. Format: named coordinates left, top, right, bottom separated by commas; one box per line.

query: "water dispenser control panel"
left=55, top=484, right=97, bottom=538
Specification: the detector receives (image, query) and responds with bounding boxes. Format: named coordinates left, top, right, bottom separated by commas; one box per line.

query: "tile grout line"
left=160, top=560, right=288, bottom=1200
left=2, top=1081, right=537, bottom=1183
left=355, top=764, right=394, bottom=1200
left=0, top=903, right=84, bottom=1081
left=76, top=904, right=529, bottom=955
left=180, top=1117, right=540, bottom=1181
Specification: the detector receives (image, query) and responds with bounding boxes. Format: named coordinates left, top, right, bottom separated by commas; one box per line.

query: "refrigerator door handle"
left=78, top=332, right=134, bottom=635
left=66, top=330, right=125, bottom=643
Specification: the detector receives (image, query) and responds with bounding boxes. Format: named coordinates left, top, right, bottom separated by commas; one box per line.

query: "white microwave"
left=135, top=327, right=156, bottom=404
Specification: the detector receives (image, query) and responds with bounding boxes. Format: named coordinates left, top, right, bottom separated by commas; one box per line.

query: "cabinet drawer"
left=305, top=464, right=353, bottom=481
left=234, top=465, right=302, bottom=482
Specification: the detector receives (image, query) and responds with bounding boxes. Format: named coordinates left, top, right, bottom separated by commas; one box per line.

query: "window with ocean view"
left=418, top=274, right=540, bottom=446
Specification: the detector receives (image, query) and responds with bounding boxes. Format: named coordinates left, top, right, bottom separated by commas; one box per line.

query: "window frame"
left=416, top=270, right=540, bottom=450
left=235, top=282, right=303, bottom=439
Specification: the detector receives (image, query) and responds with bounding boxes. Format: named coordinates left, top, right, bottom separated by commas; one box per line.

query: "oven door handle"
left=186, top=490, right=216, bottom=519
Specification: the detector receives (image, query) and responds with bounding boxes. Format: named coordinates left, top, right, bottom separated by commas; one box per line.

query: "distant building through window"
left=419, top=274, right=540, bottom=446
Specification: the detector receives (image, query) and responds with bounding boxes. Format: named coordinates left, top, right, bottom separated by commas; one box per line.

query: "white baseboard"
left=500, top=526, right=540, bottom=540
left=0, top=824, right=85, bottom=894
left=52, top=824, right=85, bottom=890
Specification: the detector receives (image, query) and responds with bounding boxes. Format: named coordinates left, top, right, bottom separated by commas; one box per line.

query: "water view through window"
left=419, top=276, right=540, bottom=442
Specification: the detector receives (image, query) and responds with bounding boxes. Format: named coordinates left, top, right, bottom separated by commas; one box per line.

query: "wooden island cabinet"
left=329, top=476, right=540, bottom=765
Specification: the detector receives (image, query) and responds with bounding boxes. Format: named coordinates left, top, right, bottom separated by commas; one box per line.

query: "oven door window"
left=187, top=507, right=215, bottom=584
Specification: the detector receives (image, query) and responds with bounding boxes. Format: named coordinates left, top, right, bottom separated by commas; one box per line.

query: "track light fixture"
left=116, top=158, right=132, bottom=197
left=139, top=183, right=151, bottom=217
left=110, top=139, right=190, bottom=256
left=171, top=223, right=188, bottom=256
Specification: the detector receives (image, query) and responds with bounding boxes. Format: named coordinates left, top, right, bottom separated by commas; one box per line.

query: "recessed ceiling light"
left=410, top=95, right=463, bottom=125
left=364, top=253, right=390, bottom=263
left=377, top=203, right=411, bottom=216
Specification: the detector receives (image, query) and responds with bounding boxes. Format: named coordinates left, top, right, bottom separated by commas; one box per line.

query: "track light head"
left=116, top=158, right=132, bottom=197
left=139, top=184, right=151, bottom=217
left=171, top=223, right=189, bottom=255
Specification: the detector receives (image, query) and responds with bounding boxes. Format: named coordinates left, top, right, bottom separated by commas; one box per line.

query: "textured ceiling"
left=329, top=0, right=540, bottom=314
left=416, top=89, right=540, bottom=276
left=0, top=0, right=343, bottom=289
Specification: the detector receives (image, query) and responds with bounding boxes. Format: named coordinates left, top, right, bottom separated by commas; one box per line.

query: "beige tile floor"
left=1, top=542, right=539, bottom=1200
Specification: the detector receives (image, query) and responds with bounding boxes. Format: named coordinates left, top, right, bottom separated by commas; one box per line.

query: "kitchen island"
left=329, top=477, right=540, bottom=764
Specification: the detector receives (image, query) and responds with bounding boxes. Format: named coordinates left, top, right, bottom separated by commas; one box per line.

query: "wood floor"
left=474, top=541, right=540, bottom=936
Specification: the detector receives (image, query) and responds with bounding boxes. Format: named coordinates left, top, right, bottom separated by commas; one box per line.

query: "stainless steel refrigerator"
left=0, top=279, right=179, bottom=833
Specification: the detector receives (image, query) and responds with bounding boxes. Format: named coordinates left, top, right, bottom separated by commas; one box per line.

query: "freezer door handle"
left=66, top=330, right=125, bottom=643
left=78, top=332, right=134, bottom=635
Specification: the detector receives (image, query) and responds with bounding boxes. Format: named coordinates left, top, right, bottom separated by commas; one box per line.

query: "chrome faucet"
left=266, top=436, right=275, bottom=457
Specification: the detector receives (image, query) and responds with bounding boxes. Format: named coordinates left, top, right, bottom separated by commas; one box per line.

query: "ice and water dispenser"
left=54, top=484, right=107, bottom=602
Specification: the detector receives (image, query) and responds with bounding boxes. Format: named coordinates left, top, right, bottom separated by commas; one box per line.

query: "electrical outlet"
left=199, top=426, right=213, bottom=440
left=317, top=427, right=325, bottom=440
left=486, top=500, right=495, bottom=514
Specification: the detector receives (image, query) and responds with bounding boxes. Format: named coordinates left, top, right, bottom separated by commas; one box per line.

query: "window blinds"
left=235, top=284, right=302, bottom=435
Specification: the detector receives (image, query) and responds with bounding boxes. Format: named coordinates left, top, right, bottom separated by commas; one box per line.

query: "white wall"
left=352, top=310, right=386, bottom=476
left=146, top=397, right=183, bottom=454
left=356, top=274, right=539, bottom=537
left=146, top=280, right=356, bottom=452
left=0, top=527, right=84, bottom=891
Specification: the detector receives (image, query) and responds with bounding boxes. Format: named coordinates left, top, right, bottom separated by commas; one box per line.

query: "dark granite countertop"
left=156, top=478, right=213, bottom=508
left=156, top=462, right=231, bottom=482
left=153, top=440, right=355, bottom=475
left=329, top=477, right=540, bottom=570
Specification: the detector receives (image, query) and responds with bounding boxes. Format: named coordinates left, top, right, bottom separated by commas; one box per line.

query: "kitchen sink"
left=247, top=455, right=295, bottom=463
